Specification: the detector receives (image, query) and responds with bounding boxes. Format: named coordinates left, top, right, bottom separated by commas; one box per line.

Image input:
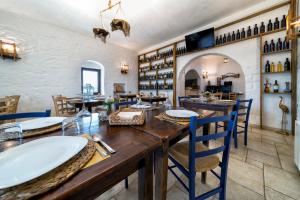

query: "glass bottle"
left=254, top=24, right=259, bottom=35
left=263, top=41, right=269, bottom=53
left=264, top=79, right=270, bottom=93
left=265, top=60, right=271, bottom=72
left=218, top=35, right=223, bottom=44
left=283, top=37, right=290, bottom=49
left=227, top=32, right=231, bottom=42
left=273, top=80, right=279, bottom=93
left=270, top=62, right=275, bottom=72
left=247, top=26, right=252, bottom=37
left=223, top=34, right=227, bottom=43
left=260, top=22, right=265, bottom=33
left=274, top=17, right=280, bottom=30
left=276, top=38, right=283, bottom=51
left=241, top=28, right=246, bottom=38
left=277, top=61, right=283, bottom=72
left=270, top=39, right=275, bottom=52
left=236, top=30, right=241, bottom=40
left=267, top=19, right=273, bottom=31
left=284, top=58, right=291, bottom=71
left=232, top=31, right=236, bottom=41
left=281, top=15, right=286, bottom=28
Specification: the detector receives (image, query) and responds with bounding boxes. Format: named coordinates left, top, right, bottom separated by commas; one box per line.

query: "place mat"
left=0, top=140, right=96, bottom=200
left=81, top=134, right=110, bottom=169
left=155, top=112, right=205, bottom=126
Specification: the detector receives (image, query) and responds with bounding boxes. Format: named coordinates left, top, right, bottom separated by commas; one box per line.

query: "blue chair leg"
left=125, top=177, right=128, bottom=189
left=244, top=122, right=248, bottom=146
left=189, top=173, right=196, bottom=200
left=234, top=124, right=238, bottom=148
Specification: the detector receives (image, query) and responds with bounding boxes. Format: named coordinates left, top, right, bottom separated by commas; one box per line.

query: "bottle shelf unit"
left=261, top=48, right=292, bottom=55
left=262, top=70, right=291, bottom=74
left=264, top=92, right=292, bottom=95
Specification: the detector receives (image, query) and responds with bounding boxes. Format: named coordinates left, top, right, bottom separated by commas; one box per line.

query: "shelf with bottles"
left=263, top=58, right=291, bottom=74
left=262, top=36, right=290, bottom=54
left=216, top=15, right=287, bottom=47
left=263, top=79, right=291, bottom=95
left=138, top=48, right=174, bottom=64
left=264, top=92, right=291, bottom=94
left=139, top=60, right=174, bottom=73
left=261, top=48, right=291, bottom=55
left=139, top=72, right=174, bottom=81
left=138, top=82, right=173, bottom=90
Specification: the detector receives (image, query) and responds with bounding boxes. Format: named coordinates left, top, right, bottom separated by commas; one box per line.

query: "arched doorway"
left=178, top=54, right=245, bottom=99
left=184, top=69, right=201, bottom=96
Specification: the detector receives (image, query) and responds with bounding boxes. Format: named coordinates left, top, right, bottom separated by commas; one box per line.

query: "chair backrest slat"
left=178, top=96, right=191, bottom=106
left=195, top=145, right=226, bottom=158
left=0, top=110, right=51, bottom=121
left=195, top=131, right=227, bottom=142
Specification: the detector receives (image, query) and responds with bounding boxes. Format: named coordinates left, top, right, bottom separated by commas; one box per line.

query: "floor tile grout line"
left=274, top=143, right=283, bottom=169
left=228, top=178, right=265, bottom=197
left=264, top=186, right=298, bottom=200
left=263, top=164, right=266, bottom=200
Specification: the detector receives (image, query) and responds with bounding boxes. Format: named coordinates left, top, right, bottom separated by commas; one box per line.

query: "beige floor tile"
left=248, top=132, right=262, bottom=142
left=285, top=136, right=294, bottom=146
left=247, top=149, right=281, bottom=168
left=276, top=143, right=294, bottom=157
left=246, top=158, right=264, bottom=169
left=247, top=140, right=277, bottom=156
left=262, top=133, right=287, bottom=145
left=264, top=165, right=300, bottom=200
left=226, top=179, right=264, bottom=200
left=265, top=187, right=297, bottom=200
left=230, top=144, right=248, bottom=161
left=279, top=154, right=299, bottom=174
left=227, top=158, right=264, bottom=195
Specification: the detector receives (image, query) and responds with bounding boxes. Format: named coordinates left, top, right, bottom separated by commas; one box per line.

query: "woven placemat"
left=155, top=112, right=205, bottom=126
left=23, top=124, right=62, bottom=138
left=0, top=140, right=96, bottom=200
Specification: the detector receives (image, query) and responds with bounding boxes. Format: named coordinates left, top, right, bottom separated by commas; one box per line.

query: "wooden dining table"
left=119, top=93, right=137, bottom=101
left=141, top=96, right=167, bottom=106
left=0, top=114, right=160, bottom=200
left=67, top=98, right=105, bottom=112
left=130, top=108, right=215, bottom=200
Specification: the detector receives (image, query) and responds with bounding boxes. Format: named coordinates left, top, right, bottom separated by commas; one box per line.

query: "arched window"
left=81, top=60, right=105, bottom=95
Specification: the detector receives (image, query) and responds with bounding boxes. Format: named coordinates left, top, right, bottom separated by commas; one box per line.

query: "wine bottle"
left=223, top=34, right=227, bottom=43
left=263, top=41, right=269, bottom=53
left=276, top=38, right=283, bottom=51
left=227, top=32, right=231, bottom=42
left=283, top=37, right=289, bottom=49
left=241, top=28, right=246, bottom=38
left=281, top=15, right=286, bottom=28
left=254, top=24, right=259, bottom=35
left=277, top=61, right=283, bottom=72
left=260, top=22, right=265, bottom=33
left=232, top=31, right=236, bottom=41
left=215, top=36, right=219, bottom=45
left=274, top=17, right=280, bottom=30
left=218, top=35, right=223, bottom=44
left=265, top=60, right=271, bottom=72
left=236, top=29, right=241, bottom=40
left=267, top=19, right=273, bottom=31
left=284, top=58, right=291, bottom=71
left=270, top=39, right=275, bottom=52
left=247, top=26, right=252, bottom=37
left=273, top=80, right=279, bottom=93
left=270, top=62, right=275, bottom=72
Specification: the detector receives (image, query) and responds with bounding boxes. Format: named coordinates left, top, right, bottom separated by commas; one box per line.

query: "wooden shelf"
left=262, top=71, right=291, bottom=74
left=264, top=92, right=291, bottom=94
left=139, top=55, right=173, bottom=64
left=261, top=49, right=291, bottom=55
left=139, top=66, right=173, bottom=73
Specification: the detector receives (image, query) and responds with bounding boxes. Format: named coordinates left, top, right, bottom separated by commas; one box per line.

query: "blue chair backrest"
left=189, top=111, right=237, bottom=177
left=115, top=101, right=137, bottom=110
left=0, top=109, right=51, bottom=121
left=237, top=99, right=253, bottom=121
left=178, top=96, right=191, bottom=106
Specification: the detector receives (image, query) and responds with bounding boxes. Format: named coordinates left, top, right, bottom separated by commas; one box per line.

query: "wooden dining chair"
left=178, top=96, right=191, bottom=107
left=228, top=93, right=237, bottom=100
left=52, top=95, right=76, bottom=117
left=214, top=92, right=223, bottom=100
left=0, top=95, right=20, bottom=114
left=0, top=109, right=51, bottom=121
left=168, top=112, right=237, bottom=200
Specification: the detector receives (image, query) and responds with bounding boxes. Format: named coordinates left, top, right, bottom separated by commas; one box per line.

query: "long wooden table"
left=0, top=115, right=160, bottom=200
left=67, top=98, right=105, bottom=112
left=130, top=108, right=215, bottom=200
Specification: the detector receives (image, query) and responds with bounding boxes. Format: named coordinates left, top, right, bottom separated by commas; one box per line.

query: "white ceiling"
left=0, top=0, right=268, bottom=51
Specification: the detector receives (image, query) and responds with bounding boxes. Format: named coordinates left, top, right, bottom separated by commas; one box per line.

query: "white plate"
left=20, top=117, right=66, bottom=131
left=166, top=110, right=199, bottom=118
left=0, top=136, right=87, bottom=189
left=130, top=104, right=151, bottom=109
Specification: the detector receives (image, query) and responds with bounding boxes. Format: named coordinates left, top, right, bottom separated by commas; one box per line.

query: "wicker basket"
left=109, top=108, right=145, bottom=125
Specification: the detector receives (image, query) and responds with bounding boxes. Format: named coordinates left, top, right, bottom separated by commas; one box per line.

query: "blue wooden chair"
left=0, top=109, right=51, bottom=121
left=168, top=112, right=237, bottom=200
left=115, top=100, right=137, bottom=110
left=178, top=96, right=191, bottom=107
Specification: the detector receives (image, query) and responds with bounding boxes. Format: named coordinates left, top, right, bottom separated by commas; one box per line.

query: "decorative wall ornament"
left=221, top=73, right=240, bottom=80
left=93, top=0, right=130, bottom=43
left=0, top=39, right=20, bottom=61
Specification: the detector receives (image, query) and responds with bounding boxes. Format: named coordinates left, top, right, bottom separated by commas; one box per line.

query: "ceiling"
left=0, top=0, right=268, bottom=51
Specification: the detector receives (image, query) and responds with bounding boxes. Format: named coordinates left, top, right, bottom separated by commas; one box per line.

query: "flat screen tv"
left=185, top=28, right=215, bottom=52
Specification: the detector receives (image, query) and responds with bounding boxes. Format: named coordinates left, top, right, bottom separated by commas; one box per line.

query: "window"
left=81, top=68, right=101, bottom=94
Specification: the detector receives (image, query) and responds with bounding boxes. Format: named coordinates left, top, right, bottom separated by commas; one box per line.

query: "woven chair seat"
left=169, top=141, right=220, bottom=173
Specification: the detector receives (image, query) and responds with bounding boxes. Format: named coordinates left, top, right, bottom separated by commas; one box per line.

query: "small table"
left=141, top=96, right=167, bottom=106
left=119, top=94, right=137, bottom=102
left=68, top=98, right=105, bottom=112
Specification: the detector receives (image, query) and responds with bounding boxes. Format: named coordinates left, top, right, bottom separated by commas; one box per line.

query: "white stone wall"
left=0, top=10, right=138, bottom=114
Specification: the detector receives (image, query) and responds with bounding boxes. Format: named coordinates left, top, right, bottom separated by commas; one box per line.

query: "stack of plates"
left=165, top=110, right=199, bottom=121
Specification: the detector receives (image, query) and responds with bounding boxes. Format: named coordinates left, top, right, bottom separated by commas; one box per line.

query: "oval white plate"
left=0, top=136, right=87, bottom=189
left=166, top=110, right=199, bottom=118
left=20, top=117, right=66, bottom=131
left=131, top=104, right=151, bottom=109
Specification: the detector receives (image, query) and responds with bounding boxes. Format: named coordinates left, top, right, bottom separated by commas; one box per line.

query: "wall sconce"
left=0, top=39, right=20, bottom=61
left=224, top=57, right=229, bottom=63
left=121, top=64, right=129, bottom=74
left=202, top=71, right=208, bottom=79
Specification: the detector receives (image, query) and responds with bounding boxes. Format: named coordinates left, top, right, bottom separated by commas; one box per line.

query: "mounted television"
left=185, top=28, right=215, bottom=52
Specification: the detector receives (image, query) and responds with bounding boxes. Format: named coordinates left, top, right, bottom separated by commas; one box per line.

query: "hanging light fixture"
left=93, top=0, right=130, bottom=43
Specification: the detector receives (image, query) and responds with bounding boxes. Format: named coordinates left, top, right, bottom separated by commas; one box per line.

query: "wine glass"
left=0, top=122, right=23, bottom=143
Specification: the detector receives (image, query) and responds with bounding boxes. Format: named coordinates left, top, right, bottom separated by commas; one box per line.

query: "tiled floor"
left=97, top=128, right=300, bottom=200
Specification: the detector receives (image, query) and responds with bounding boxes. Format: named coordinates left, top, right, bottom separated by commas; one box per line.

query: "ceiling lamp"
left=93, top=0, right=130, bottom=43
left=224, top=57, right=229, bottom=63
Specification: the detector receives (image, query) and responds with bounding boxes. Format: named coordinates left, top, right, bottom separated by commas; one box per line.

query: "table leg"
left=201, top=123, right=211, bottom=183
left=139, top=153, right=154, bottom=200
left=154, top=145, right=168, bottom=200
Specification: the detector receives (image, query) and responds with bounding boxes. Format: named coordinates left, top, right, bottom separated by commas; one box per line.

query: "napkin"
left=117, top=111, right=142, bottom=120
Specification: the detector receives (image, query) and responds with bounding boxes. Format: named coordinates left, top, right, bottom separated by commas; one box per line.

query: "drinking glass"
left=98, top=110, right=108, bottom=122
left=0, top=122, right=23, bottom=143
left=164, top=97, right=172, bottom=110
left=61, top=117, right=79, bottom=136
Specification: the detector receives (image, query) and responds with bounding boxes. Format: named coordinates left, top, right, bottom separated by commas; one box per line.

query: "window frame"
left=81, top=67, right=101, bottom=94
